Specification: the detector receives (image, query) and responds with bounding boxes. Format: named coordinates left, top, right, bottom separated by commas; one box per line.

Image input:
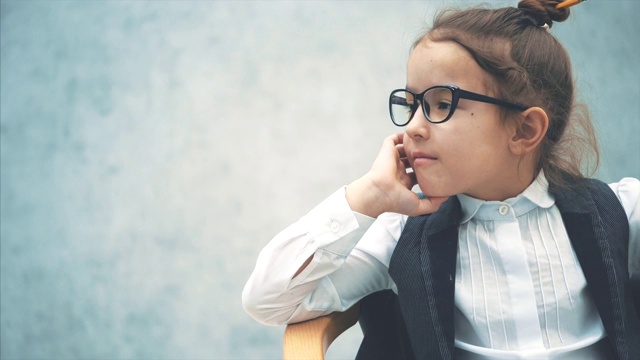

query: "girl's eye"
left=436, top=101, right=452, bottom=112
left=437, top=102, right=451, bottom=110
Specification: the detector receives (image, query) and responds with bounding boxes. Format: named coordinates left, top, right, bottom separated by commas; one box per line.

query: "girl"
left=243, top=0, right=640, bottom=359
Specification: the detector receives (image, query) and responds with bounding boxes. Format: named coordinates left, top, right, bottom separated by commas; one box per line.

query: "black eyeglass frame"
left=389, top=85, right=529, bottom=126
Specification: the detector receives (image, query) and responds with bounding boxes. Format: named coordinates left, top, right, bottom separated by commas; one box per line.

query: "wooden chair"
left=281, top=289, right=404, bottom=359
left=282, top=303, right=360, bottom=360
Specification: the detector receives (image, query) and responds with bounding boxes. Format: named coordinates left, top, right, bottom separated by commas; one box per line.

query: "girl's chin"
left=415, top=184, right=451, bottom=198
left=415, top=177, right=456, bottom=198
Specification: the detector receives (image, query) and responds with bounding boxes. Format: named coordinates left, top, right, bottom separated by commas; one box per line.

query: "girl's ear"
left=509, top=107, right=549, bottom=155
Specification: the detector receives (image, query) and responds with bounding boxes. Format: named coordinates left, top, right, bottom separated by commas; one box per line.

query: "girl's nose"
left=405, top=106, right=431, bottom=140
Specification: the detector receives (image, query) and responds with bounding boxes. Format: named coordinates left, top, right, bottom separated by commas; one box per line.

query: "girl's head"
left=400, top=0, right=598, bottom=198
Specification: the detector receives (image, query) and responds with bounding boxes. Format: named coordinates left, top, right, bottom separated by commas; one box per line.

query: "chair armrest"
left=282, top=303, right=360, bottom=360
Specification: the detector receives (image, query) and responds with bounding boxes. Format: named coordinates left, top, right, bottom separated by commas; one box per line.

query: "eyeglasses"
left=388, top=85, right=528, bottom=126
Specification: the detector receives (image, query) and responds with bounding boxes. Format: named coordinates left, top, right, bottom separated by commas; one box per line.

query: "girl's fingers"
left=396, top=143, right=406, bottom=159
left=390, top=133, right=404, bottom=144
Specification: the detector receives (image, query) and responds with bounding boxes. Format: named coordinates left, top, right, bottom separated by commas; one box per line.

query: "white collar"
left=456, top=171, right=555, bottom=223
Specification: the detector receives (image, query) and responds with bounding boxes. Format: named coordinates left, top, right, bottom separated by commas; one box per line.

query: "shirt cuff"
left=301, top=187, right=376, bottom=256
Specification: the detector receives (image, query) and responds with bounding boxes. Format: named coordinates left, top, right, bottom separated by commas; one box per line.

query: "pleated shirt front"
left=454, top=174, right=606, bottom=357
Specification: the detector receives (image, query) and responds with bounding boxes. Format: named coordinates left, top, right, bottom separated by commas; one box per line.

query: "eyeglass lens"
left=390, top=88, right=454, bottom=125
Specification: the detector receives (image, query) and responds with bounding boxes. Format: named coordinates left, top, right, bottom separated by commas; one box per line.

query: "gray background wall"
left=1, top=1, right=638, bottom=359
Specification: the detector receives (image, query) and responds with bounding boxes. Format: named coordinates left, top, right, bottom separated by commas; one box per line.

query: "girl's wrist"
left=345, top=177, right=386, bottom=218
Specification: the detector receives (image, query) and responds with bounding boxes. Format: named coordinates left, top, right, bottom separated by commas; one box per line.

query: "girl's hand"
left=346, top=133, right=448, bottom=218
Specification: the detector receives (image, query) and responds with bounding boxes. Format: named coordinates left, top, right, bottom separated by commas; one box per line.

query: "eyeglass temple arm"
left=458, top=89, right=528, bottom=111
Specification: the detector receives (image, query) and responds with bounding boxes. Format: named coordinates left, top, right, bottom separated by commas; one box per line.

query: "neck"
left=467, top=164, right=538, bottom=202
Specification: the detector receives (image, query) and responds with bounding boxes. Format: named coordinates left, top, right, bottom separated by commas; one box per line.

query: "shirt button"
left=330, top=221, right=341, bottom=233
left=499, top=205, right=509, bottom=216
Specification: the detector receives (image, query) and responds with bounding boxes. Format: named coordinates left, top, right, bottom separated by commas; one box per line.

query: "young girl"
left=243, top=0, right=640, bottom=359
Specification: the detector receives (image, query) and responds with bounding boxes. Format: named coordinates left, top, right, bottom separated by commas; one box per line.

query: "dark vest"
left=381, top=179, right=640, bottom=360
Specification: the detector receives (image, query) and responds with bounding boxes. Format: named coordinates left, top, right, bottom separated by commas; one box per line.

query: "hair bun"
left=518, top=0, right=570, bottom=28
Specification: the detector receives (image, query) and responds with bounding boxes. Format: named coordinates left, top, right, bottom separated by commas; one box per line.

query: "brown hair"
left=414, top=0, right=599, bottom=189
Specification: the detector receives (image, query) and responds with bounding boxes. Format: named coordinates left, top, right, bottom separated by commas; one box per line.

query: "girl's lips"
left=411, top=150, right=438, bottom=166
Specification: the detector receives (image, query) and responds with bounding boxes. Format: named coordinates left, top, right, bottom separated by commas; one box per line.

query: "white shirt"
left=243, top=174, right=640, bottom=359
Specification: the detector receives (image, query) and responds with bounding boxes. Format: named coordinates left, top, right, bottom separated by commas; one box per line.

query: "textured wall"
left=1, top=1, right=638, bottom=359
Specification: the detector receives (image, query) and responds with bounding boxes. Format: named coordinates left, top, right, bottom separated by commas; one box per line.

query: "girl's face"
left=403, top=39, right=527, bottom=201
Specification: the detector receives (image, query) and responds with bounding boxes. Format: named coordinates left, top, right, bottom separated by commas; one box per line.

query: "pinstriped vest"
left=388, top=179, right=640, bottom=360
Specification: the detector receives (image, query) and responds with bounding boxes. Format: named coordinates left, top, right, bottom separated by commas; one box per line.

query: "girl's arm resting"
left=242, top=187, right=394, bottom=326
left=293, top=255, right=314, bottom=278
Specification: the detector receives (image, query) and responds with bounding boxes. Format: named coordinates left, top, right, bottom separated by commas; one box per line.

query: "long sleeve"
left=608, top=177, right=640, bottom=274
left=242, top=187, right=405, bottom=326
